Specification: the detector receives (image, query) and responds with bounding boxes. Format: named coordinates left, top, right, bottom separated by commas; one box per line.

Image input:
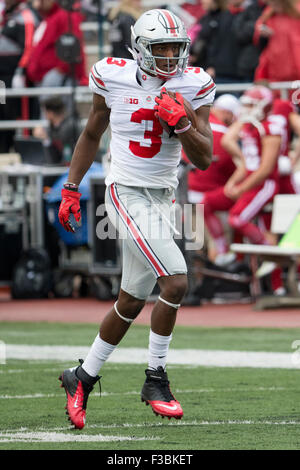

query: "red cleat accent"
left=141, top=367, right=184, bottom=420
left=60, top=376, right=86, bottom=430
left=142, top=397, right=183, bottom=419
left=59, top=362, right=100, bottom=430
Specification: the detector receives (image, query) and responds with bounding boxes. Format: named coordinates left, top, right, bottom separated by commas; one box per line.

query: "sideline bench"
left=230, top=195, right=300, bottom=310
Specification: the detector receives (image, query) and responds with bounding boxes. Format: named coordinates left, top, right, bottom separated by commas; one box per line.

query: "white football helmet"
left=130, top=9, right=191, bottom=79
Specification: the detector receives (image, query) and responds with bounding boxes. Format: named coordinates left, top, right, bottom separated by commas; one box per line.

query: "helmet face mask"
left=130, top=9, right=191, bottom=79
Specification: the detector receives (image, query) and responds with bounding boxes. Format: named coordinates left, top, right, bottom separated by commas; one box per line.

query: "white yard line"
left=3, top=344, right=300, bottom=369
left=86, top=420, right=300, bottom=427
left=0, top=431, right=158, bottom=443
left=0, top=393, right=59, bottom=400
left=0, top=386, right=290, bottom=401
left=2, top=419, right=300, bottom=444
left=2, top=420, right=300, bottom=439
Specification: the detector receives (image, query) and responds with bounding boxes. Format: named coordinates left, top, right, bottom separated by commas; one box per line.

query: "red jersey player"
left=186, top=94, right=240, bottom=260
left=222, top=85, right=282, bottom=246
left=257, top=98, right=300, bottom=294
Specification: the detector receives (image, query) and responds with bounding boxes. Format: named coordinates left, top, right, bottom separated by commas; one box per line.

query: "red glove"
left=154, top=88, right=187, bottom=127
left=58, top=188, right=82, bottom=232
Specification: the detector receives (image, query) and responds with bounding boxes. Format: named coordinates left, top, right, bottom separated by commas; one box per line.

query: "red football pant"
left=202, top=187, right=234, bottom=254
left=278, top=174, right=297, bottom=195
left=228, top=179, right=278, bottom=244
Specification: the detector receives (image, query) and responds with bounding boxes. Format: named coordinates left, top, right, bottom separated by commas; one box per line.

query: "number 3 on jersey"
left=129, top=108, right=163, bottom=159
left=107, top=58, right=126, bottom=67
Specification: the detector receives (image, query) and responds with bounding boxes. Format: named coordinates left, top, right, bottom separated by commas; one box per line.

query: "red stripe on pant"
left=109, top=183, right=168, bottom=277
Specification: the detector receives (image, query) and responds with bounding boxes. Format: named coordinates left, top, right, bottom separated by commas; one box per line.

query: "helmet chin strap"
left=155, top=64, right=178, bottom=79
left=137, top=64, right=177, bottom=81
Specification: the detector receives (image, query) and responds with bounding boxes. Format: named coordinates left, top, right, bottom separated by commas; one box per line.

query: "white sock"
left=148, top=329, right=172, bottom=371
left=81, top=334, right=116, bottom=377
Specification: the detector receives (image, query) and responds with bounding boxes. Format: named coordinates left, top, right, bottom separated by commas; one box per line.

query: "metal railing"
left=1, top=80, right=299, bottom=130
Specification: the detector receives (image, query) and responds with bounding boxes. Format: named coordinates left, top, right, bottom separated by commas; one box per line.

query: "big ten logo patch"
left=124, top=97, right=139, bottom=105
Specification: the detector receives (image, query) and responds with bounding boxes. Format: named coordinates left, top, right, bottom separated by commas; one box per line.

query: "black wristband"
left=63, top=182, right=79, bottom=191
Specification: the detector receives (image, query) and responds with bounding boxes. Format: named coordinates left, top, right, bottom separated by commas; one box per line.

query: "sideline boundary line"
left=4, top=344, right=300, bottom=369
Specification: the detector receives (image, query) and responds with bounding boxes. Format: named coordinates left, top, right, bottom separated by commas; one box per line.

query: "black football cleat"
left=59, top=360, right=100, bottom=429
left=141, top=366, right=183, bottom=420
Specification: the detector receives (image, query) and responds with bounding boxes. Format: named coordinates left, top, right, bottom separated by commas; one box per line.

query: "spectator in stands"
left=80, top=0, right=100, bottom=21
left=254, top=0, right=300, bottom=83
left=26, top=0, right=88, bottom=90
left=228, top=0, right=251, bottom=13
left=33, top=96, right=81, bottom=164
left=107, top=0, right=143, bottom=59
left=233, top=0, right=267, bottom=82
left=221, top=85, right=282, bottom=246
left=182, top=0, right=205, bottom=25
left=189, top=0, right=242, bottom=84
left=181, top=0, right=205, bottom=41
left=185, top=94, right=240, bottom=263
left=0, top=0, right=40, bottom=152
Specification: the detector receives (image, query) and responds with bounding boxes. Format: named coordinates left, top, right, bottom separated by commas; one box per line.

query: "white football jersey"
left=89, top=58, right=216, bottom=189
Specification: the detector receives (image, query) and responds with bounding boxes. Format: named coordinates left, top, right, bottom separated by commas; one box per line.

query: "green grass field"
left=1, top=322, right=300, bottom=450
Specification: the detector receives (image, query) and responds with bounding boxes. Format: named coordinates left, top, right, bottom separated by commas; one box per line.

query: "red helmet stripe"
left=162, top=10, right=178, bottom=37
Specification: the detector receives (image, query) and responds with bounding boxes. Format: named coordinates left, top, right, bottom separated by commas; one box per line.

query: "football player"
left=222, top=85, right=282, bottom=245
left=58, top=8, right=216, bottom=429
left=256, top=98, right=300, bottom=294
left=185, top=94, right=240, bottom=263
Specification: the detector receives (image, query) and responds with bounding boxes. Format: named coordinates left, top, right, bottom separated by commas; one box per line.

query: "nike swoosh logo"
left=160, top=106, right=173, bottom=114
left=74, top=395, right=80, bottom=408
left=158, top=403, right=179, bottom=411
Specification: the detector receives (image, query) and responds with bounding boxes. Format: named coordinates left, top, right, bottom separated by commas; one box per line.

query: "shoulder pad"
left=173, top=67, right=216, bottom=109
left=89, top=57, right=134, bottom=95
left=185, top=68, right=216, bottom=104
